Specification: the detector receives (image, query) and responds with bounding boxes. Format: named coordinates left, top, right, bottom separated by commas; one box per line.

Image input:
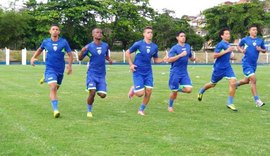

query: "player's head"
left=219, top=28, right=231, bottom=41
left=92, top=28, right=103, bottom=40
left=143, top=26, right=153, bottom=41
left=248, top=25, right=258, bottom=37
left=176, top=31, right=186, bottom=43
left=49, top=24, right=60, bottom=38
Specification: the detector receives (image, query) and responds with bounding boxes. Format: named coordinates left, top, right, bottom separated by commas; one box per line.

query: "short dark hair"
left=219, top=28, right=230, bottom=38
left=248, top=24, right=257, bottom=30
left=176, top=31, right=185, bottom=37
left=143, top=26, right=152, bottom=32
left=51, top=24, right=59, bottom=28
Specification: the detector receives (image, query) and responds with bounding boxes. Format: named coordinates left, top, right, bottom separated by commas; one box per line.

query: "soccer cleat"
left=227, top=104, right=238, bottom=112
left=198, top=93, right=203, bottom=101
left=53, top=110, right=60, bottom=118
left=137, top=110, right=145, bottom=116
left=168, top=107, right=174, bottom=112
left=128, top=86, right=135, bottom=99
left=87, top=112, right=93, bottom=118
left=255, top=99, right=265, bottom=107
left=39, top=75, right=45, bottom=84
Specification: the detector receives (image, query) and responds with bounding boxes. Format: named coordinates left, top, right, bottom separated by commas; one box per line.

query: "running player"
left=126, top=26, right=166, bottom=116
left=236, top=25, right=266, bottom=107
left=166, top=31, right=196, bottom=112
left=79, top=28, right=112, bottom=118
left=198, top=28, right=237, bottom=111
left=31, top=24, right=73, bottom=118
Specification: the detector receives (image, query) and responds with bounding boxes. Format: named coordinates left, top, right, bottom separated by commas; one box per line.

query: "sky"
left=0, top=0, right=239, bottom=17
left=149, top=0, right=239, bottom=17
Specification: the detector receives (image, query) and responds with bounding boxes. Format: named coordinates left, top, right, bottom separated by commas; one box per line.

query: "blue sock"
left=139, top=104, right=146, bottom=111
left=51, top=100, right=58, bottom=111
left=87, top=104, right=92, bottom=112
left=227, top=96, right=233, bottom=105
left=168, top=99, right=174, bottom=107
left=199, top=88, right=205, bottom=94
left=254, top=96, right=259, bottom=101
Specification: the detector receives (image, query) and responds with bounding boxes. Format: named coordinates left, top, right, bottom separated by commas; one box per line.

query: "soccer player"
left=236, top=25, right=266, bottom=107
left=126, top=26, right=166, bottom=116
left=31, top=24, right=73, bottom=118
left=198, top=28, right=237, bottom=111
left=79, top=28, right=112, bottom=118
left=166, top=31, right=196, bottom=112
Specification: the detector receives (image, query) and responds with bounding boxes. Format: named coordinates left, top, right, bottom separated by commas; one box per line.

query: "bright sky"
left=0, top=0, right=239, bottom=17
left=149, top=0, right=239, bottom=17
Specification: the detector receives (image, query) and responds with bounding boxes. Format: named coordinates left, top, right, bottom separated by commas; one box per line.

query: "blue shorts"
left=86, top=75, right=107, bottom=94
left=169, top=73, right=192, bottom=91
left=211, top=67, right=236, bottom=84
left=45, top=70, right=64, bottom=85
left=132, top=72, right=153, bottom=92
left=243, top=65, right=256, bottom=77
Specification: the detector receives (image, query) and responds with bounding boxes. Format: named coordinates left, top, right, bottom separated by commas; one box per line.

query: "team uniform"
left=239, top=36, right=265, bottom=77
left=210, top=40, right=236, bottom=84
left=81, top=41, right=109, bottom=94
left=129, top=40, right=158, bottom=92
left=168, top=43, right=193, bottom=91
left=40, top=37, right=72, bottom=85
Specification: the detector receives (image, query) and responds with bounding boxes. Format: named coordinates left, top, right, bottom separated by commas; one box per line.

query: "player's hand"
left=256, top=46, right=265, bottom=53
left=163, top=51, right=169, bottom=62
left=66, top=65, right=72, bottom=75
left=30, top=57, right=38, bottom=66
left=130, top=64, right=137, bottom=72
left=227, top=46, right=234, bottom=52
left=180, top=51, right=187, bottom=57
left=108, top=59, right=113, bottom=65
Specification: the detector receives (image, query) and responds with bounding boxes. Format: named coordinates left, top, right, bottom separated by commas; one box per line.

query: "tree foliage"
left=203, top=1, right=266, bottom=45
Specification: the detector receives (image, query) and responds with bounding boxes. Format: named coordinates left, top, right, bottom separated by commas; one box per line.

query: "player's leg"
left=249, top=74, right=265, bottom=107
left=198, top=70, right=222, bottom=101
left=168, top=73, right=180, bottom=112
left=225, top=67, right=237, bottom=111
left=45, top=71, right=60, bottom=118
left=96, top=77, right=107, bottom=99
left=179, top=74, right=193, bottom=94
left=129, top=73, right=145, bottom=99
left=137, top=73, right=153, bottom=115
left=86, top=75, right=97, bottom=117
left=236, top=66, right=252, bottom=88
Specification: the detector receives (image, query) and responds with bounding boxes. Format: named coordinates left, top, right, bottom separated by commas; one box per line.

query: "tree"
left=203, top=2, right=266, bottom=45
left=152, top=9, right=204, bottom=51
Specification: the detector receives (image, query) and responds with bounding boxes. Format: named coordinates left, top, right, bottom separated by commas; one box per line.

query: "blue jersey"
left=213, top=40, right=232, bottom=69
left=239, top=36, right=265, bottom=67
left=82, top=41, right=109, bottom=77
left=40, top=37, right=72, bottom=73
left=169, top=43, right=192, bottom=75
left=129, top=40, right=158, bottom=75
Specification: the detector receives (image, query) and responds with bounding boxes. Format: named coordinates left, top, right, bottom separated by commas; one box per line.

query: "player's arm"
left=79, top=47, right=87, bottom=61
left=125, top=49, right=136, bottom=72
left=256, top=41, right=266, bottom=53
left=190, top=56, right=197, bottom=62
left=30, top=48, right=43, bottom=66
left=66, top=52, right=73, bottom=75
left=166, top=51, right=187, bottom=63
left=237, top=45, right=246, bottom=53
left=213, top=46, right=234, bottom=59
left=106, top=56, right=113, bottom=64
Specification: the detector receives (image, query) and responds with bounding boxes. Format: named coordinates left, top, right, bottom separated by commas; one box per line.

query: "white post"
left=22, top=48, right=27, bottom=65
left=266, top=52, right=269, bottom=63
left=74, top=50, right=81, bottom=65
left=193, top=51, right=196, bottom=64
left=43, top=49, right=46, bottom=62
left=123, top=49, right=126, bottom=63
left=205, top=51, right=208, bottom=64
left=5, top=48, right=10, bottom=65
left=108, top=49, right=111, bottom=57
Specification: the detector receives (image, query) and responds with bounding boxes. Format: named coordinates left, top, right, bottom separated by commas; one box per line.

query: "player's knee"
left=184, top=88, right=192, bottom=93
left=135, top=91, right=144, bottom=97
left=98, top=93, right=106, bottom=98
left=145, top=89, right=152, bottom=95
left=171, top=92, right=178, bottom=99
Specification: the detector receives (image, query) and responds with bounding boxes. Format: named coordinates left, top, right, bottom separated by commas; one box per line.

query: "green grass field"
left=0, top=65, right=270, bottom=155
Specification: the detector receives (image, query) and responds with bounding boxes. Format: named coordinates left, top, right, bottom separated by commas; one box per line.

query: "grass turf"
left=0, top=65, right=269, bottom=155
